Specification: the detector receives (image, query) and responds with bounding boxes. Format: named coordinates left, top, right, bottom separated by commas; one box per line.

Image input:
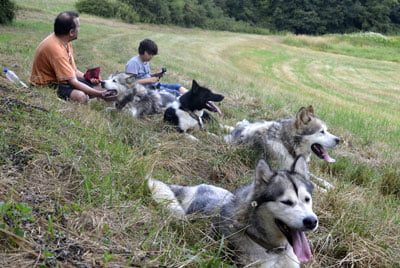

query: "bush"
left=204, top=17, right=270, bottom=34
left=76, top=0, right=139, bottom=23
left=0, top=0, right=16, bottom=24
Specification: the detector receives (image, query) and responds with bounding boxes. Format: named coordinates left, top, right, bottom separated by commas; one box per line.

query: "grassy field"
left=1, top=0, right=400, bottom=267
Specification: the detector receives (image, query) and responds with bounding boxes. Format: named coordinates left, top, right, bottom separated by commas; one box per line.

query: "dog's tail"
left=147, top=177, right=186, bottom=219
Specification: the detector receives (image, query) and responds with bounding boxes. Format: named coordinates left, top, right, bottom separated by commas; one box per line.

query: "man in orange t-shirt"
left=31, top=11, right=105, bottom=103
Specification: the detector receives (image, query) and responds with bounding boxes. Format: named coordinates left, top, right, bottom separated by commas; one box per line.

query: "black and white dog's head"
left=164, top=80, right=224, bottom=133
left=179, top=80, right=224, bottom=114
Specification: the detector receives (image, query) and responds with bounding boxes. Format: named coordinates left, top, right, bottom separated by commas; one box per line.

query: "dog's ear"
left=255, top=159, right=274, bottom=185
left=295, top=106, right=313, bottom=128
left=126, top=74, right=136, bottom=86
left=291, top=155, right=309, bottom=178
left=307, top=105, right=314, bottom=115
left=191, top=80, right=199, bottom=93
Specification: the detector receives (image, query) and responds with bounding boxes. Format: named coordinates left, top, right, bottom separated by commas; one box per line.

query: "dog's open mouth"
left=275, top=219, right=312, bottom=263
left=101, top=89, right=119, bottom=101
left=311, top=143, right=335, bottom=162
left=206, top=101, right=222, bottom=115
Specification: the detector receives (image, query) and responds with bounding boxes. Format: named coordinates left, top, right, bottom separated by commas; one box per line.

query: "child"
left=125, top=39, right=188, bottom=96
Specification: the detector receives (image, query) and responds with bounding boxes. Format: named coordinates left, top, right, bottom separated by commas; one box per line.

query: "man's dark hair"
left=138, top=39, right=158, bottom=55
left=54, top=11, right=79, bottom=36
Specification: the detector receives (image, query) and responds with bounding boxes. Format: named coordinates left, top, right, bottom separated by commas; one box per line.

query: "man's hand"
left=90, top=78, right=101, bottom=85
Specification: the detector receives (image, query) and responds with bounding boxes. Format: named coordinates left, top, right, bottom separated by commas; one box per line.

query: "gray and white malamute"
left=224, top=106, right=340, bottom=170
left=101, top=72, right=176, bottom=117
left=148, top=156, right=317, bottom=267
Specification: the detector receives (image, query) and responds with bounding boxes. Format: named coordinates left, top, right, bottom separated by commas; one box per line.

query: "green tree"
left=0, top=0, right=16, bottom=24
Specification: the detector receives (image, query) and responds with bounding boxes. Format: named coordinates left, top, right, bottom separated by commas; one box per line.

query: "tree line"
left=77, top=0, right=399, bottom=35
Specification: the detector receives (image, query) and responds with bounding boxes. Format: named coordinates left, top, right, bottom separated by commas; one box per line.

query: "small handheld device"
left=152, top=67, right=167, bottom=78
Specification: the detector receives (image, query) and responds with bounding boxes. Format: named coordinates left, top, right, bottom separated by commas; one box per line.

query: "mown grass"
left=0, top=0, right=399, bottom=267
left=283, top=33, right=400, bottom=62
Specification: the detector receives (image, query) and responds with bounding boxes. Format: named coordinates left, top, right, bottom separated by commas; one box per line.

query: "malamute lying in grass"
left=148, top=156, right=317, bottom=267
left=224, top=105, right=340, bottom=169
left=101, top=72, right=176, bottom=117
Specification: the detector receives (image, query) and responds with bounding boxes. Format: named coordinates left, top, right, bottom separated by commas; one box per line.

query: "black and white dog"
left=164, top=80, right=224, bottom=137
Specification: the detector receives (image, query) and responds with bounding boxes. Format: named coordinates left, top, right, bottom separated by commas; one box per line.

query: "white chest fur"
left=176, top=109, right=204, bottom=132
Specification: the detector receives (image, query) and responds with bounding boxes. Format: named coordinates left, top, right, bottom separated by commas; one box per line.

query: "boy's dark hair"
left=138, top=39, right=158, bottom=55
left=54, top=11, right=79, bottom=36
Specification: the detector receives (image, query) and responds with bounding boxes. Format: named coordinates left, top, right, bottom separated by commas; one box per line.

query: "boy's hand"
left=149, top=77, right=159, bottom=83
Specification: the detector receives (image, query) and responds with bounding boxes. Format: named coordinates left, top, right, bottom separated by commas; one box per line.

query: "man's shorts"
left=55, top=78, right=94, bottom=100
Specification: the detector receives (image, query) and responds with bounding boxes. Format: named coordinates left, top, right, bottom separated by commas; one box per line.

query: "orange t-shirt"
left=30, top=33, right=77, bottom=85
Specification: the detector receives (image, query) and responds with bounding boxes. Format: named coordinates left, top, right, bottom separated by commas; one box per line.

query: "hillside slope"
left=1, top=1, right=399, bottom=267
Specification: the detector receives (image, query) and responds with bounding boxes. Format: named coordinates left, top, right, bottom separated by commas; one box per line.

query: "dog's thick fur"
left=224, top=106, right=340, bottom=170
left=149, top=156, right=318, bottom=267
left=164, top=80, right=224, bottom=133
left=102, top=72, right=176, bottom=117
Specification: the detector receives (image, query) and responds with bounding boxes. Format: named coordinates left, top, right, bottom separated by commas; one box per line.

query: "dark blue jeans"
left=156, top=83, right=182, bottom=96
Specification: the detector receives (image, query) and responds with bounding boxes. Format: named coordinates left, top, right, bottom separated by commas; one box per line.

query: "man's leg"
left=158, top=83, right=188, bottom=95
left=70, top=89, right=89, bottom=103
left=58, top=83, right=89, bottom=103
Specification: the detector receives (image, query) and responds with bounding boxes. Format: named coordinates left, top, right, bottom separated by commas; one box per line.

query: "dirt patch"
left=0, top=96, right=48, bottom=114
left=2, top=144, right=33, bottom=172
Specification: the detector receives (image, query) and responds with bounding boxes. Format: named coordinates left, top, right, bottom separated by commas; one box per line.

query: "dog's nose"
left=335, top=138, right=340, bottom=145
left=303, top=216, right=318, bottom=230
left=100, top=81, right=105, bottom=88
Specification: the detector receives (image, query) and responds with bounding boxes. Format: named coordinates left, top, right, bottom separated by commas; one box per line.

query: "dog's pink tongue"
left=292, top=231, right=312, bottom=263
left=207, top=101, right=222, bottom=115
left=321, top=148, right=336, bottom=163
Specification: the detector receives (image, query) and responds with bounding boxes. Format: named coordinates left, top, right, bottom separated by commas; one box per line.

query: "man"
left=30, top=11, right=105, bottom=103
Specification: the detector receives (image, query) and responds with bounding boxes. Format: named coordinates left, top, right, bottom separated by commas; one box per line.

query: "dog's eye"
left=113, top=80, right=116, bottom=82
left=305, top=197, right=310, bottom=203
left=320, top=130, right=325, bottom=134
left=281, top=200, right=294, bottom=206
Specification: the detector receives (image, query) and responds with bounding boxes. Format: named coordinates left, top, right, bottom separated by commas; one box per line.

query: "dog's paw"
left=184, top=133, right=199, bottom=142
left=105, top=107, right=116, bottom=113
left=220, top=124, right=234, bottom=133
left=309, top=172, right=335, bottom=191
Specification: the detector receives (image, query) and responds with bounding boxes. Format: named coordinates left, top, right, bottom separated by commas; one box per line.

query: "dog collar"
left=245, top=229, right=288, bottom=254
left=182, top=108, right=204, bottom=129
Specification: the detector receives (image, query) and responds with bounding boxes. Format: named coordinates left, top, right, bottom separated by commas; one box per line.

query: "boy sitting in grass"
left=125, top=39, right=188, bottom=96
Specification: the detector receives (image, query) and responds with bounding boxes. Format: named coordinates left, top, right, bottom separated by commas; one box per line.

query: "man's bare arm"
left=68, top=77, right=104, bottom=97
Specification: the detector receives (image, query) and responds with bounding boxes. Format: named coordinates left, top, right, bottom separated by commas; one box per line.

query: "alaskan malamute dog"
left=101, top=72, right=176, bottom=117
left=224, top=106, right=340, bottom=170
left=164, top=80, right=224, bottom=133
left=148, top=156, right=317, bottom=267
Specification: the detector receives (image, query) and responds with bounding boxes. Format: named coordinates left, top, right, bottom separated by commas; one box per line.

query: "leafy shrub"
left=0, top=202, right=34, bottom=237
left=76, top=0, right=139, bottom=23
left=0, top=0, right=16, bottom=24
left=204, top=17, right=270, bottom=35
